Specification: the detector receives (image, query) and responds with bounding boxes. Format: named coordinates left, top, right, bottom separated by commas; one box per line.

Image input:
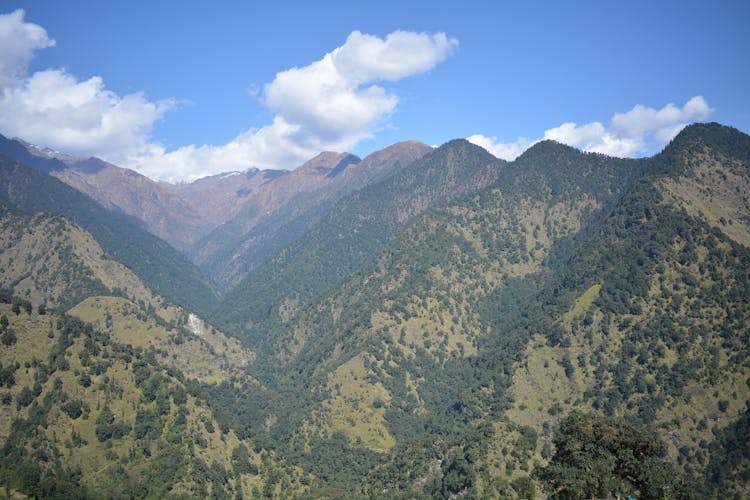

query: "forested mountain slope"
left=0, top=154, right=218, bottom=314
left=215, top=139, right=504, bottom=350
left=0, top=300, right=308, bottom=498
left=206, top=123, right=750, bottom=497
left=2, top=122, right=748, bottom=497
left=0, top=184, right=303, bottom=498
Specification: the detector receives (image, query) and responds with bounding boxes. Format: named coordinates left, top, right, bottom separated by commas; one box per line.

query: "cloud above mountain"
left=0, top=10, right=457, bottom=181
left=0, top=10, right=174, bottom=162
left=134, top=30, right=458, bottom=181
left=469, top=96, right=714, bottom=160
left=0, top=10, right=717, bottom=182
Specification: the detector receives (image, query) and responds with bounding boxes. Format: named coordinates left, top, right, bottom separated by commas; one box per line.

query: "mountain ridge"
left=0, top=154, right=219, bottom=314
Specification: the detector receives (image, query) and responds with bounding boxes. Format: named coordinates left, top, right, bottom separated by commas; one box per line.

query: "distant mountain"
left=194, top=140, right=432, bottom=289
left=2, top=133, right=432, bottom=290
left=0, top=154, right=219, bottom=314
left=184, top=150, right=363, bottom=281
left=173, top=167, right=286, bottom=229
left=0, top=134, right=68, bottom=173
left=50, top=156, right=208, bottom=252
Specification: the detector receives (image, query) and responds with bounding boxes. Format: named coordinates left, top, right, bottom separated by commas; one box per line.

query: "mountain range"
left=0, top=122, right=748, bottom=498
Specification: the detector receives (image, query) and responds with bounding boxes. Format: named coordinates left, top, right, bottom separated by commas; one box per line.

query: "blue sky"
left=1, top=1, right=748, bottom=182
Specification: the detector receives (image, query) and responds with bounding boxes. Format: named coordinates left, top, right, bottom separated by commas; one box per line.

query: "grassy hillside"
left=0, top=206, right=164, bottom=311
left=0, top=300, right=309, bottom=498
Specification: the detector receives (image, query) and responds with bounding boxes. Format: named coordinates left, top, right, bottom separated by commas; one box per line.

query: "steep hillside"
left=174, top=167, right=286, bottom=229
left=215, top=139, right=502, bottom=349
left=0, top=134, right=68, bottom=174
left=0, top=300, right=309, bottom=498
left=69, top=296, right=256, bottom=386
left=0, top=202, right=256, bottom=389
left=3, top=135, right=212, bottom=252
left=0, top=206, right=155, bottom=311
left=0, top=154, right=218, bottom=314
left=206, top=124, right=750, bottom=497
left=656, top=122, right=750, bottom=246
left=193, top=141, right=431, bottom=289
left=50, top=156, right=207, bottom=253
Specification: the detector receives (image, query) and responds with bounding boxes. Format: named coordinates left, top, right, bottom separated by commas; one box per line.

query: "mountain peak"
left=297, top=151, right=361, bottom=175
left=516, top=139, right=583, bottom=162
left=662, top=122, right=750, bottom=160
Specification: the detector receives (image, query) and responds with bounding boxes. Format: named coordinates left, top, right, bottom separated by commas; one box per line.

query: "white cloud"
left=260, top=30, right=456, bottom=155
left=470, top=96, right=714, bottom=161
left=0, top=9, right=54, bottom=89
left=0, top=12, right=458, bottom=182
left=0, top=69, right=174, bottom=160
left=136, top=30, right=457, bottom=182
left=0, top=10, right=173, bottom=163
left=466, top=134, right=532, bottom=161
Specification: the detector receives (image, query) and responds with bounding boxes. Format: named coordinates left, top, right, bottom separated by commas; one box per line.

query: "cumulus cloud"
left=0, top=9, right=172, bottom=163
left=466, top=134, right=532, bottom=161
left=0, top=12, right=457, bottom=182
left=469, top=97, right=714, bottom=160
left=135, top=30, right=457, bottom=181
left=0, top=9, right=54, bottom=89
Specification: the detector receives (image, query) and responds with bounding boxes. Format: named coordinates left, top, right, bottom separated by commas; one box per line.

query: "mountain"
left=0, top=154, right=219, bottom=314
left=4, top=133, right=432, bottom=290
left=0, top=134, right=69, bottom=174
left=214, top=139, right=503, bottom=348
left=1, top=121, right=749, bottom=497
left=49, top=156, right=208, bottom=253
left=0, top=196, right=304, bottom=497
left=1, top=135, right=210, bottom=253
left=192, top=141, right=431, bottom=289
left=173, top=167, right=286, bottom=229
left=204, top=123, right=750, bottom=497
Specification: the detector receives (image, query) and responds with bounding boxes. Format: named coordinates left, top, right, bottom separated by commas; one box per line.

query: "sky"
left=0, top=1, right=748, bottom=183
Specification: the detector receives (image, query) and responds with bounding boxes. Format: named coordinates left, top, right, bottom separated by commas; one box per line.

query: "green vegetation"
left=534, top=413, right=689, bottom=499
left=214, top=139, right=504, bottom=348
left=0, top=301, right=308, bottom=498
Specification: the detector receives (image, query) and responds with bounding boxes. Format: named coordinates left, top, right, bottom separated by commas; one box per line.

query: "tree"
left=534, top=413, right=690, bottom=499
